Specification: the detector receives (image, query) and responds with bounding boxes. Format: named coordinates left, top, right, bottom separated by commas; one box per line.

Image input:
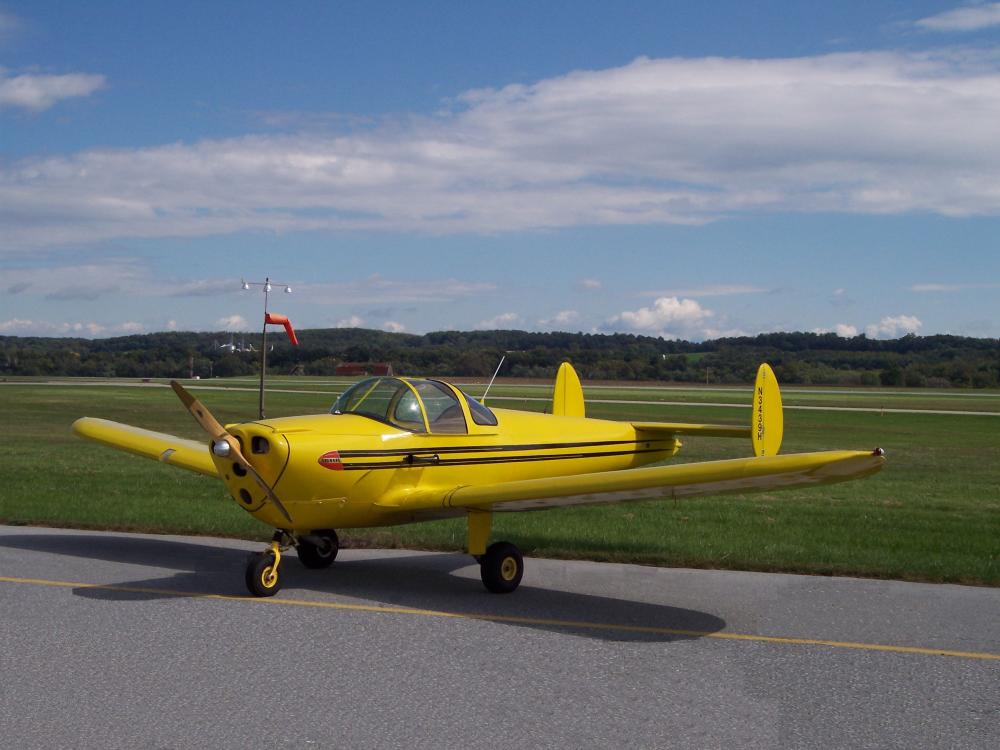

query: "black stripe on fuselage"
left=336, top=438, right=657, bottom=458
left=340, top=447, right=667, bottom=471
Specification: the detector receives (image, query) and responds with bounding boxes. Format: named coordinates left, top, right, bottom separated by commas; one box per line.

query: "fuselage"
left=212, top=378, right=680, bottom=532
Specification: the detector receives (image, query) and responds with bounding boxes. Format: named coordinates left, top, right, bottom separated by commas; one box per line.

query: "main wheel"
left=297, top=531, right=339, bottom=569
left=480, top=541, right=523, bottom=594
left=245, top=552, right=282, bottom=597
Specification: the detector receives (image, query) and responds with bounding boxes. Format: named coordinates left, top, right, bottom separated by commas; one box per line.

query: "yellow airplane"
left=72, top=363, right=885, bottom=597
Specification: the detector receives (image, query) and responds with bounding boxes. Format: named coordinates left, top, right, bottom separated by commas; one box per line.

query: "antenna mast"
left=482, top=350, right=522, bottom=404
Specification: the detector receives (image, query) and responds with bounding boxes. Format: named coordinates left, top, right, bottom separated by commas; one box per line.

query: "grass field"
left=1, top=377, right=997, bottom=585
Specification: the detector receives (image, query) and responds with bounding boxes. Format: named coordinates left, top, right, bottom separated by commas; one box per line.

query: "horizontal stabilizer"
left=72, top=418, right=218, bottom=478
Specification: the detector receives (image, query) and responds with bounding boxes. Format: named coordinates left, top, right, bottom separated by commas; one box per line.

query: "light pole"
left=241, top=277, right=292, bottom=419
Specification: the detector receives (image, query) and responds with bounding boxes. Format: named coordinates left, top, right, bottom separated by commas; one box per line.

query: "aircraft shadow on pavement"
left=0, top=532, right=726, bottom=643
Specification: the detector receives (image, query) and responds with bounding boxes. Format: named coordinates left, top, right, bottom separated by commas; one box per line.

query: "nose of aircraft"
left=226, top=424, right=290, bottom=484
left=216, top=423, right=291, bottom=518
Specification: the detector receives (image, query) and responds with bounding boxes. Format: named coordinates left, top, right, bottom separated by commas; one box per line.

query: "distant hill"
left=2, top=328, right=998, bottom=387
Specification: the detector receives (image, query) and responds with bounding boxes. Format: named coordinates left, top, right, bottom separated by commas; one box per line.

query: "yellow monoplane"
left=73, top=363, right=885, bottom=596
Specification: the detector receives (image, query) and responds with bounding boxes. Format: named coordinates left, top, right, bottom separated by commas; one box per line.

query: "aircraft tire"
left=245, top=552, right=282, bottom=597
left=480, top=542, right=523, bottom=594
left=297, top=531, right=339, bottom=569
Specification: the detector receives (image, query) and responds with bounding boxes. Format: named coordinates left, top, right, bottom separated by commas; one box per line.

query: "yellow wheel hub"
left=261, top=564, right=278, bottom=588
left=500, top=556, right=518, bottom=581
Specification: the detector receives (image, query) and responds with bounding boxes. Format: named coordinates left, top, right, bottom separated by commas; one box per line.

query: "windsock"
left=265, top=313, right=299, bottom=346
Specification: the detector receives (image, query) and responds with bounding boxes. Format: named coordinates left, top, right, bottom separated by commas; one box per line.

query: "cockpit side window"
left=418, top=381, right=467, bottom=434
left=462, top=391, right=499, bottom=426
left=392, top=389, right=425, bottom=430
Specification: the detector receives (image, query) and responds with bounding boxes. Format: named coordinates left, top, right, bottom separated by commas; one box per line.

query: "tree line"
left=2, top=328, right=998, bottom=388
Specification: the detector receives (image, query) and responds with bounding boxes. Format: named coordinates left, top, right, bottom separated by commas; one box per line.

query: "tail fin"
left=751, top=363, right=784, bottom=456
left=552, top=362, right=585, bottom=417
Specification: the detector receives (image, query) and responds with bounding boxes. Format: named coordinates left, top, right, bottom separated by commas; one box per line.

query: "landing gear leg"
left=466, top=510, right=523, bottom=594
left=245, top=531, right=290, bottom=597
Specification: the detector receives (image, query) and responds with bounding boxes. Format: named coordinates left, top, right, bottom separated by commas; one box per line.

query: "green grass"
left=1, top=380, right=997, bottom=585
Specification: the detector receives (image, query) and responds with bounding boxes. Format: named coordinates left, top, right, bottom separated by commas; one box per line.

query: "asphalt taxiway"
left=1, top=526, right=997, bottom=749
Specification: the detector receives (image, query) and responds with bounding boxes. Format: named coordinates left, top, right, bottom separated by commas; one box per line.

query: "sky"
left=2, top=1, right=999, bottom=342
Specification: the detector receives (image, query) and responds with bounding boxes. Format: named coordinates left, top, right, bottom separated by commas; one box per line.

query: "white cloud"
left=381, top=320, right=406, bottom=333
left=6, top=50, right=1000, bottom=248
left=335, top=315, right=365, bottom=328
left=0, top=318, right=35, bottom=333
left=0, top=260, right=225, bottom=301
left=477, top=312, right=521, bottom=329
left=539, top=309, right=579, bottom=328
left=0, top=70, right=105, bottom=112
left=299, top=275, right=496, bottom=305
left=813, top=323, right=859, bottom=337
left=606, top=296, right=715, bottom=339
left=0, top=264, right=491, bottom=311
left=640, top=284, right=768, bottom=298
left=865, top=314, right=922, bottom=338
left=216, top=314, right=249, bottom=331
left=0, top=318, right=140, bottom=337
left=916, top=3, right=1000, bottom=32
left=911, top=282, right=1000, bottom=292
left=579, top=279, right=602, bottom=290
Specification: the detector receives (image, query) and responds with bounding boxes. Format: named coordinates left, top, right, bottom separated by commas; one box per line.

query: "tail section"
left=751, top=363, right=784, bottom=457
left=552, top=362, right=585, bottom=417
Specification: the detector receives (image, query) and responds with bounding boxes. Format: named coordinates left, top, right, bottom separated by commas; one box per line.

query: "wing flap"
left=73, top=417, right=218, bottom=478
left=417, top=450, right=885, bottom=512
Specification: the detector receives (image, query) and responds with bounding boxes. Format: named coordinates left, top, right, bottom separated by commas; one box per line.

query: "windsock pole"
left=259, top=279, right=270, bottom=419
left=241, top=276, right=295, bottom=420
left=259, top=312, right=299, bottom=418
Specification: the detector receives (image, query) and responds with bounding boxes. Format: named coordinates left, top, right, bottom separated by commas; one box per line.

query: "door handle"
left=405, top=453, right=440, bottom=466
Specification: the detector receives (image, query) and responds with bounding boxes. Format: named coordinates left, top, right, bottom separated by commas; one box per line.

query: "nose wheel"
left=245, top=540, right=284, bottom=597
left=479, top=541, right=523, bottom=594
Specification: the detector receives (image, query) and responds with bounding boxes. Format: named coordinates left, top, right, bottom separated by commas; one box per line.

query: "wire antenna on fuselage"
left=481, top=350, right=523, bottom=405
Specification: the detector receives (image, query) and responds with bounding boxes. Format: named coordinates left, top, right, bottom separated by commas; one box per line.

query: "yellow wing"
left=72, top=417, right=219, bottom=478
left=393, top=450, right=885, bottom=513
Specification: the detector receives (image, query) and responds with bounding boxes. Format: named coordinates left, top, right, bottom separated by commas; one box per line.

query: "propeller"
left=170, top=381, right=293, bottom=524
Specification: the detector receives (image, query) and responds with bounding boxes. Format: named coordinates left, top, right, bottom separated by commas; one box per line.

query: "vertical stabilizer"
left=552, top=362, right=585, bottom=417
left=751, top=363, right=784, bottom=456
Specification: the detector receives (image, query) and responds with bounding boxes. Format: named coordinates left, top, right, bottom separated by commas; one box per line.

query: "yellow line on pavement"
left=2, top=574, right=998, bottom=662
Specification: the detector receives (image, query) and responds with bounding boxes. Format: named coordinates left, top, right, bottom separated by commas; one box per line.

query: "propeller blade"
left=170, top=381, right=293, bottom=525
left=171, top=381, right=228, bottom=439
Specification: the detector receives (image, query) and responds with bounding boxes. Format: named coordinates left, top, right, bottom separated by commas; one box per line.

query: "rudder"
left=552, top=362, right=585, bottom=417
left=751, top=363, right=784, bottom=456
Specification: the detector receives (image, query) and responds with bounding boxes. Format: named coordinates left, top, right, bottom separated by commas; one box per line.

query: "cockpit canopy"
left=330, top=377, right=497, bottom=433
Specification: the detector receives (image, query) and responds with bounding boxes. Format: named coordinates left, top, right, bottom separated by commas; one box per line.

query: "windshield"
left=331, top=378, right=425, bottom=431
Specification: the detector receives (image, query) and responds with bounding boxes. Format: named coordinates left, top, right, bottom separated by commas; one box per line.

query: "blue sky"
left=2, top=1, right=999, bottom=340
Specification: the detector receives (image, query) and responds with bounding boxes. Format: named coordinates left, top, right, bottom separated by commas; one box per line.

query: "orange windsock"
left=265, top=312, right=299, bottom=346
